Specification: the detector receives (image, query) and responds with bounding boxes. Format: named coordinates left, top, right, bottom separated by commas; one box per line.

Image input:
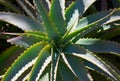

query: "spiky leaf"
left=65, top=0, right=96, bottom=24
left=29, top=44, right=51, bottom=81
left=1, top=42, right=47, bottom=81
left=64, top=43, right=120, bottom=80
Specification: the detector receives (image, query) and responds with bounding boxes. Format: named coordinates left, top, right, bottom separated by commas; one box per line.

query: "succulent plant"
left=0, top=0, right=120, bottom=81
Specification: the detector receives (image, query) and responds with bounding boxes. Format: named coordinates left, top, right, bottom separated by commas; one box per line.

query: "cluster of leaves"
left=0, top=0, right=120, bottom=81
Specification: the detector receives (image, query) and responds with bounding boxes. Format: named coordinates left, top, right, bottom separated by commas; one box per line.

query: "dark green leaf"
left=34, top=0, right=60, bottom=41
left=51, top=52, right=60, bottom=81
left=50, top=0, right=66, bottom=36
left=58, top=58, right=79, bottom=81
left=0, top=46, right=24, bottom=75
left=66, top=54, right=91, bottom=81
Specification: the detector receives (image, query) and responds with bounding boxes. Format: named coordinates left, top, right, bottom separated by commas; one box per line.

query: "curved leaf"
left=64, top=43, right=120, bottom=81
left=76, top=38, right=120, bottom=54
left=0, top=12, right=44, bottom=31
left=76, top=9, right=120, bottom=32
left=1, top=42, right=47, bottom=81
left=50, top=0, right=66, bottom=36
left=29, top=44, right=51, bottom=81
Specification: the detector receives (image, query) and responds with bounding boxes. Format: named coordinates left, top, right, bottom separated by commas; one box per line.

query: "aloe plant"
left=0, top=0, right=120, bottom=81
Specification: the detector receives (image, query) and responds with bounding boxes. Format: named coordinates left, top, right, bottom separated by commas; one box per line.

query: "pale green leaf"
left=1, top=42, right=47, bottom=81
left=39, top=63, right=51, bottom=81
left=76, top=38, right=120, bottom=54
left=0, top=12, right=44, bottom=31
left=6, top=31, right=48, bottom=48
left=66, top=9, right=79, bottom=34
left=65, top=0, right=96, bottom=24
left=39, top=73, right=49, bottom=81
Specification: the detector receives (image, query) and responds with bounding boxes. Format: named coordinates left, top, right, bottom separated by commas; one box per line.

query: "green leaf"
left=66, top=54, right=91, bottom=81
left=34, top=0, right=60, bottom=41
left=50, top=0, right=66, bottom=36
left=58, top=58, right=79, bottom=81
left=29, top=44, right=51, bottom=81
left=76, top=38, right=120, bottom=54
left=64, top=43, right=120, bottom=81
left=1, top=42, right=47, bottom=81
left=65, top=0, right=96, bottom=24
left=62, top=9, right=116, bottom=43
left=24, top=30, right=49, bottom=41
left=0, top=12, right=44, bottom=31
